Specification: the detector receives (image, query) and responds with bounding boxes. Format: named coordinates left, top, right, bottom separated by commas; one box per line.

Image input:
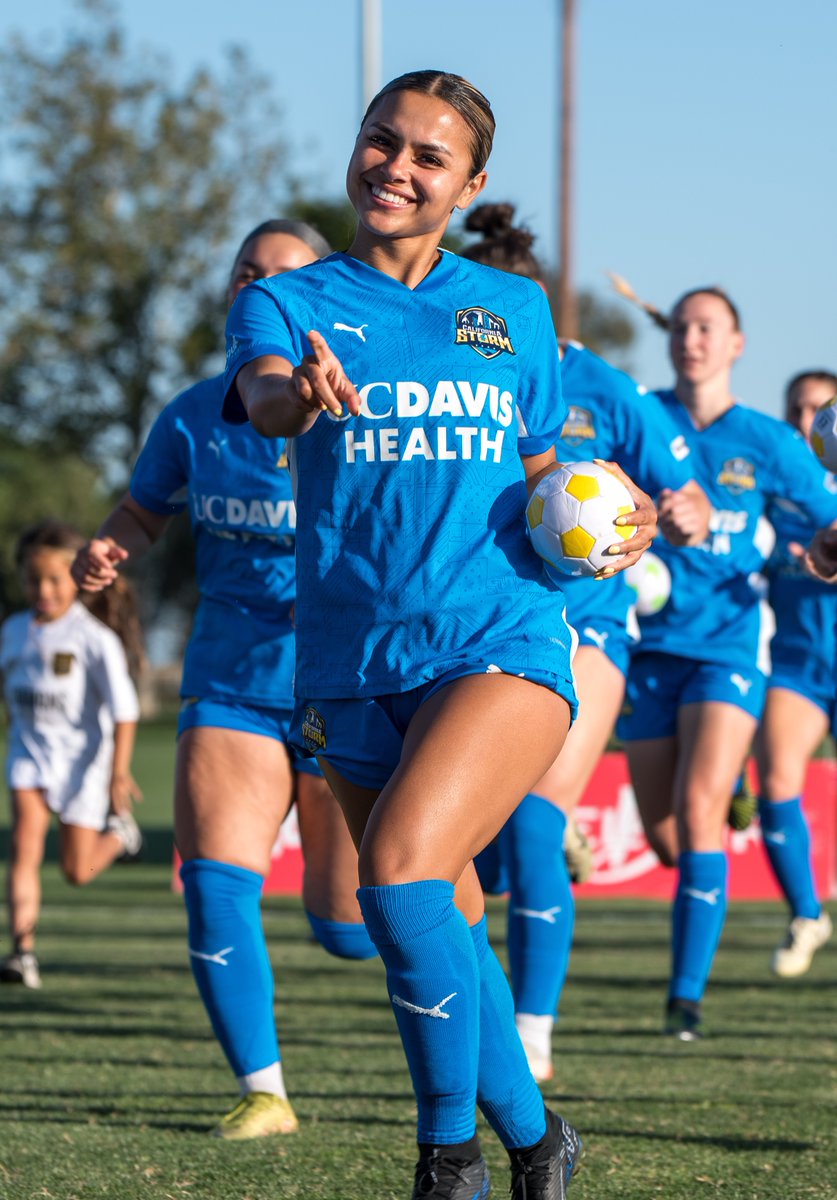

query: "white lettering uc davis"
left=192, top=495, right=296, bottom=529
left=355, top=380, right=514, bottom=426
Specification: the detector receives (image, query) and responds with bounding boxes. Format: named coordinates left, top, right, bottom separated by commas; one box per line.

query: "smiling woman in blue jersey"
left=616, top=288, right=837, bottom=1041
left=221, top=70, right=657, bottom=1200
left=72, top=220, right=375, bottom=1143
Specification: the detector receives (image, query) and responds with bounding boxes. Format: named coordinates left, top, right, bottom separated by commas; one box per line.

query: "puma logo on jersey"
left=730, top=673, right=753, bottom=696
left=682, top=887, right=721, bottom=906
left=582, top=627, right=608, bottom=651
left=392, top=991, right=457, bottom=1020
left=512, top=906, right=562, bottom=924
left=333, top=322, right=368, bottom=342
left=207, top=437, right=228, bottom=458
left=189, top=945, right=234, bottom=966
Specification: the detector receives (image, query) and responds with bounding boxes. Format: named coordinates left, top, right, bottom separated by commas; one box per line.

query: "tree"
left=0, top=0, right=291, bottom=485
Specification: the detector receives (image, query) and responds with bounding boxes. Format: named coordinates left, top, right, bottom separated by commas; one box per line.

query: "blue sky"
left=5, top=0, right=834, bottom=417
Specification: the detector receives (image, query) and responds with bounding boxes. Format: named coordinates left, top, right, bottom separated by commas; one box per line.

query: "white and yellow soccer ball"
left=625, top=550, right=672, bottom=615
left=526, top=461, right=637, bottom=578
left=809, top=396, right=837, bottom=471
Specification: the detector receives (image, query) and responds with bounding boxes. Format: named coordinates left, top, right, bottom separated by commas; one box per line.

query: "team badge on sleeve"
left=455, top=308, right=515, bottom=359
left=717, top=457, right=756, bottom=494
left=561, top=405, right=596, bottom=446
left=301, top=706, right=327, bottom=753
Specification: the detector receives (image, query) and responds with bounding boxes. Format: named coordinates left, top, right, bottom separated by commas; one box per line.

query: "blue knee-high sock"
left=474, top=838, right=510, bottom=895
left=670, top=851, right=728, bottom=1003
left=470, top=916, right=547, bottom=1149
left=181, top=859, right=278, bottom=1077
left=357, top=880, right=479, bottom=1146
left=305, top=910, right=378, bottom=960
left=758, top=798, right=821, bottom=919
left=501, top=794, right=575, bottom=1016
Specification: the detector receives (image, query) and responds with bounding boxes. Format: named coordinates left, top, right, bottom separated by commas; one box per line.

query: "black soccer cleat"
left=411, top=1143, right=491, bottom=1199
left=664, top=997, right=704, bottom=1041
left=508, top=1109, right=583, bottom=1200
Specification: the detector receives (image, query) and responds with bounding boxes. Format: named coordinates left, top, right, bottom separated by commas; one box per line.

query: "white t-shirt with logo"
left=0, top=601, right=139, bottom=826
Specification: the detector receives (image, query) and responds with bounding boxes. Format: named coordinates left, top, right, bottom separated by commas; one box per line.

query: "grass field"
left=1, top=724, right=835, bottom=1199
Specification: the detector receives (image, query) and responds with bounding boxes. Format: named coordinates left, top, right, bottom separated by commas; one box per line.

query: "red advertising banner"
left=175, top=755, right=836, bottom=901
left=572, top=755, right=836, bottom=900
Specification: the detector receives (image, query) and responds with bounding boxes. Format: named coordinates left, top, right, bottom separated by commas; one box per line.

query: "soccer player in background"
left=72, top=220, right=375, bottom=1142
left=616, top=288, right=837, bottom=1039
left=462, top=203, right=711, bottom=1083
left=1, top=520, right=143, bottom=990
left=223, top=69, right=657, bottom=1199
left=755, top=370, right=837, bottom=976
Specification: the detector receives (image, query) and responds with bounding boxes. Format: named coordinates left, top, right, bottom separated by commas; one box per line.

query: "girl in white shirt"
left=0, top=520, right=143, bottom=988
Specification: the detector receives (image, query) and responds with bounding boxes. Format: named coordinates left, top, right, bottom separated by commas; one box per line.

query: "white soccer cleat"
left=1, top=951, right=42, bottom=989
left=106, top=811, right=143, bottom=859
left=771, top=912, right=832, bottom=978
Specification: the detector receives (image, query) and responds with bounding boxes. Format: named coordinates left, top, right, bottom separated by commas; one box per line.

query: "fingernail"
left=607, top=545, right=621, bottom=555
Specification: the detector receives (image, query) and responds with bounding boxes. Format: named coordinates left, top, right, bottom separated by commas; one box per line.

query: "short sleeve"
left=222, top=282, right=299, bottom=425
left=771, top=423, right=837, bottom=528
left=515, top=288, right=565, bottom=457
left=130, top=402, right=189, bottom=515
left=618, top=388, right=694, bottom=495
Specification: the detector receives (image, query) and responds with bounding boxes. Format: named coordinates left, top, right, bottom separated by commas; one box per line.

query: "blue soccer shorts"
left=178, top=696, right=323, bottom=777
left=291, top=660, right=578, bottom=792
left=617, top=651, right=767, bottom=742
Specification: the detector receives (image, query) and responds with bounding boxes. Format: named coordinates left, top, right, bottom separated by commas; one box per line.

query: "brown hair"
left=608, top=274, right=741, bottom=332
left=231, top=219, right=332, bottom=270
left=462, top=203, right=543, bottom=279
left=360, top=70, right=495, bottom=177
left=785, top=370, right=837, bottom=423
left=16, top=519, right=145, bottom=682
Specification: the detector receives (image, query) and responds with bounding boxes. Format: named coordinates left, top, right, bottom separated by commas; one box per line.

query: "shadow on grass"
left=582, top=1126, right=817, bottom=1153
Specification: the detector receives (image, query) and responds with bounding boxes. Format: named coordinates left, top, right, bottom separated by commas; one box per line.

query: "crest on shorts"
left=52, top=652, right=74, bottom=676
left=301, top=706, right=327, bottom=753
left=561, top=405, right=596, bottom=446
left=455, top=308, right=515, bottom=360
left=717, top=457, right=756, bottom=494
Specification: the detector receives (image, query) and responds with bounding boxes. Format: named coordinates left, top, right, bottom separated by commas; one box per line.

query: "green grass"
left=0, top=724, right=835, bottom=1198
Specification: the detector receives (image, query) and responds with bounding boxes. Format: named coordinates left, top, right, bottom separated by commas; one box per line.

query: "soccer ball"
left=810, top=396, right=837, bottom=471
left=526, top=461, right=636, bottom=577
left=625, top=551, right=672, bottom=615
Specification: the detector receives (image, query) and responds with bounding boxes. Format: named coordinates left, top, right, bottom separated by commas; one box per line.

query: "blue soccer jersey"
left=129, top=375, right=297, bottom=705
left=635, top=391, right=837, bottom=667
left=223, top=250, right=574, bottom=699
left=766, top=481, right=837, bottom=710
left=555, top=343, right=694, bottom=654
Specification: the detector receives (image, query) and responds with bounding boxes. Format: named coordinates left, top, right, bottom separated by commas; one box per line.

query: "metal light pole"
left=361, top=0, right=383, bottom=118
left=557, top=0, right=579, bottom=340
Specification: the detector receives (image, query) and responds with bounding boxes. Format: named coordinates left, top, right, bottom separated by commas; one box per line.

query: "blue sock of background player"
left=670, top=850, right=728, bottom=1006
left=181, top=859, right=288, bottom=1098
left=758, top=798, right=820, bottom=919
left=500, top=794, right=574, bottom=1081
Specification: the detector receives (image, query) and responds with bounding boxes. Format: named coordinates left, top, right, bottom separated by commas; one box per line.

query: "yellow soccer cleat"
left=212, top=1092, right=299, bottom=1140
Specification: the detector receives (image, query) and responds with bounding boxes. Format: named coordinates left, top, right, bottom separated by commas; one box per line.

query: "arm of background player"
left=656, top=480, right=711, bottom=546
left=71, top=495, right=171, bottom=593
left=109, top=719, right=142, bottom=816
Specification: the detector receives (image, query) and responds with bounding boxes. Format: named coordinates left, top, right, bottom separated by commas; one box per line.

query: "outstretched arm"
left=236, top=331, right=362, bottom=438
